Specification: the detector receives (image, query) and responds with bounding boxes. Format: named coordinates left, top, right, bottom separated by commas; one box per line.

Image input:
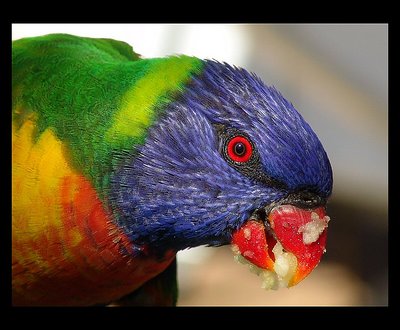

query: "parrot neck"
left=13, top=168, right=176, bottom=305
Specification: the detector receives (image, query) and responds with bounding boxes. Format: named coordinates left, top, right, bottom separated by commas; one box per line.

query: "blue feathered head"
left=110, top=60, right=333, bottom=262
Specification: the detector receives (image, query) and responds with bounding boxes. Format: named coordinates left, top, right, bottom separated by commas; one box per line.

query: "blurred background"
left=12, top=24, right=388, bottom=306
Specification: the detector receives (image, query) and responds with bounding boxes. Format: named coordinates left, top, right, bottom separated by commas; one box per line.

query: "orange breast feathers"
left=12, top=118, right=174, bottom=306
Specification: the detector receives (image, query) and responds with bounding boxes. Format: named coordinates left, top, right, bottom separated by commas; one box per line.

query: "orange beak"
left=231, top=204, right=329, bottom=287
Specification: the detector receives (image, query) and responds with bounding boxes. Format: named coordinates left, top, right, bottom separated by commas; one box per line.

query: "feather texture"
left=12, top=34, right=332, bottom=305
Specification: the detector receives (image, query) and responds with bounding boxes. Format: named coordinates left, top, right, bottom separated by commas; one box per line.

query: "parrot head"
left=110, top=60, right=333, bottom=288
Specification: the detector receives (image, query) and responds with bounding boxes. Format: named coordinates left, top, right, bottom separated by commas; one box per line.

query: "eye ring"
left=227, top=136, right=253, bottom=163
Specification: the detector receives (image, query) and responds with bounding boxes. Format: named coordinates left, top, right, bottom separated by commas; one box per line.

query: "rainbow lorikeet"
left=12, top=34, right=333, bottom=306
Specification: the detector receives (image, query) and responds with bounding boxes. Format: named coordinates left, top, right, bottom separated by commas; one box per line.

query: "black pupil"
left=234, top=142, right=246, bottom=156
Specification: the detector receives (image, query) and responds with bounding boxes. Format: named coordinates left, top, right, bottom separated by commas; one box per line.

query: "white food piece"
left=298, top=212, right=330, bottom=245
left=232, top=241, right=297, bottom=290
left=243, top=250, right=255, bottom=258
left=243, top=228, right=251, bottom=240
left=260, top=270, right=279, bottom=290
left=233, top=254, right=278, bottom=290
left=272, top=241, right=298, bottom=288
left=231, top=244, right=240, bottom=255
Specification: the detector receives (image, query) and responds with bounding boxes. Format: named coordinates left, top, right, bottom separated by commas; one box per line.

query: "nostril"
left=283, top=189, right=326, bottom=209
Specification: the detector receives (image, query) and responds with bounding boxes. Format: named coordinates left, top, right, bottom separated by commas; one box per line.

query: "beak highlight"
left=231, top=205, right=330, bottom=288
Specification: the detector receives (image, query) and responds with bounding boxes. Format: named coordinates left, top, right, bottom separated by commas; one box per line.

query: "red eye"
left=227, top=136, right=253, bottom=163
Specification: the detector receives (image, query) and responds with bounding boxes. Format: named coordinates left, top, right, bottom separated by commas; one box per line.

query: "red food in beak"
left=231, top=204, right=329, bottom=287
